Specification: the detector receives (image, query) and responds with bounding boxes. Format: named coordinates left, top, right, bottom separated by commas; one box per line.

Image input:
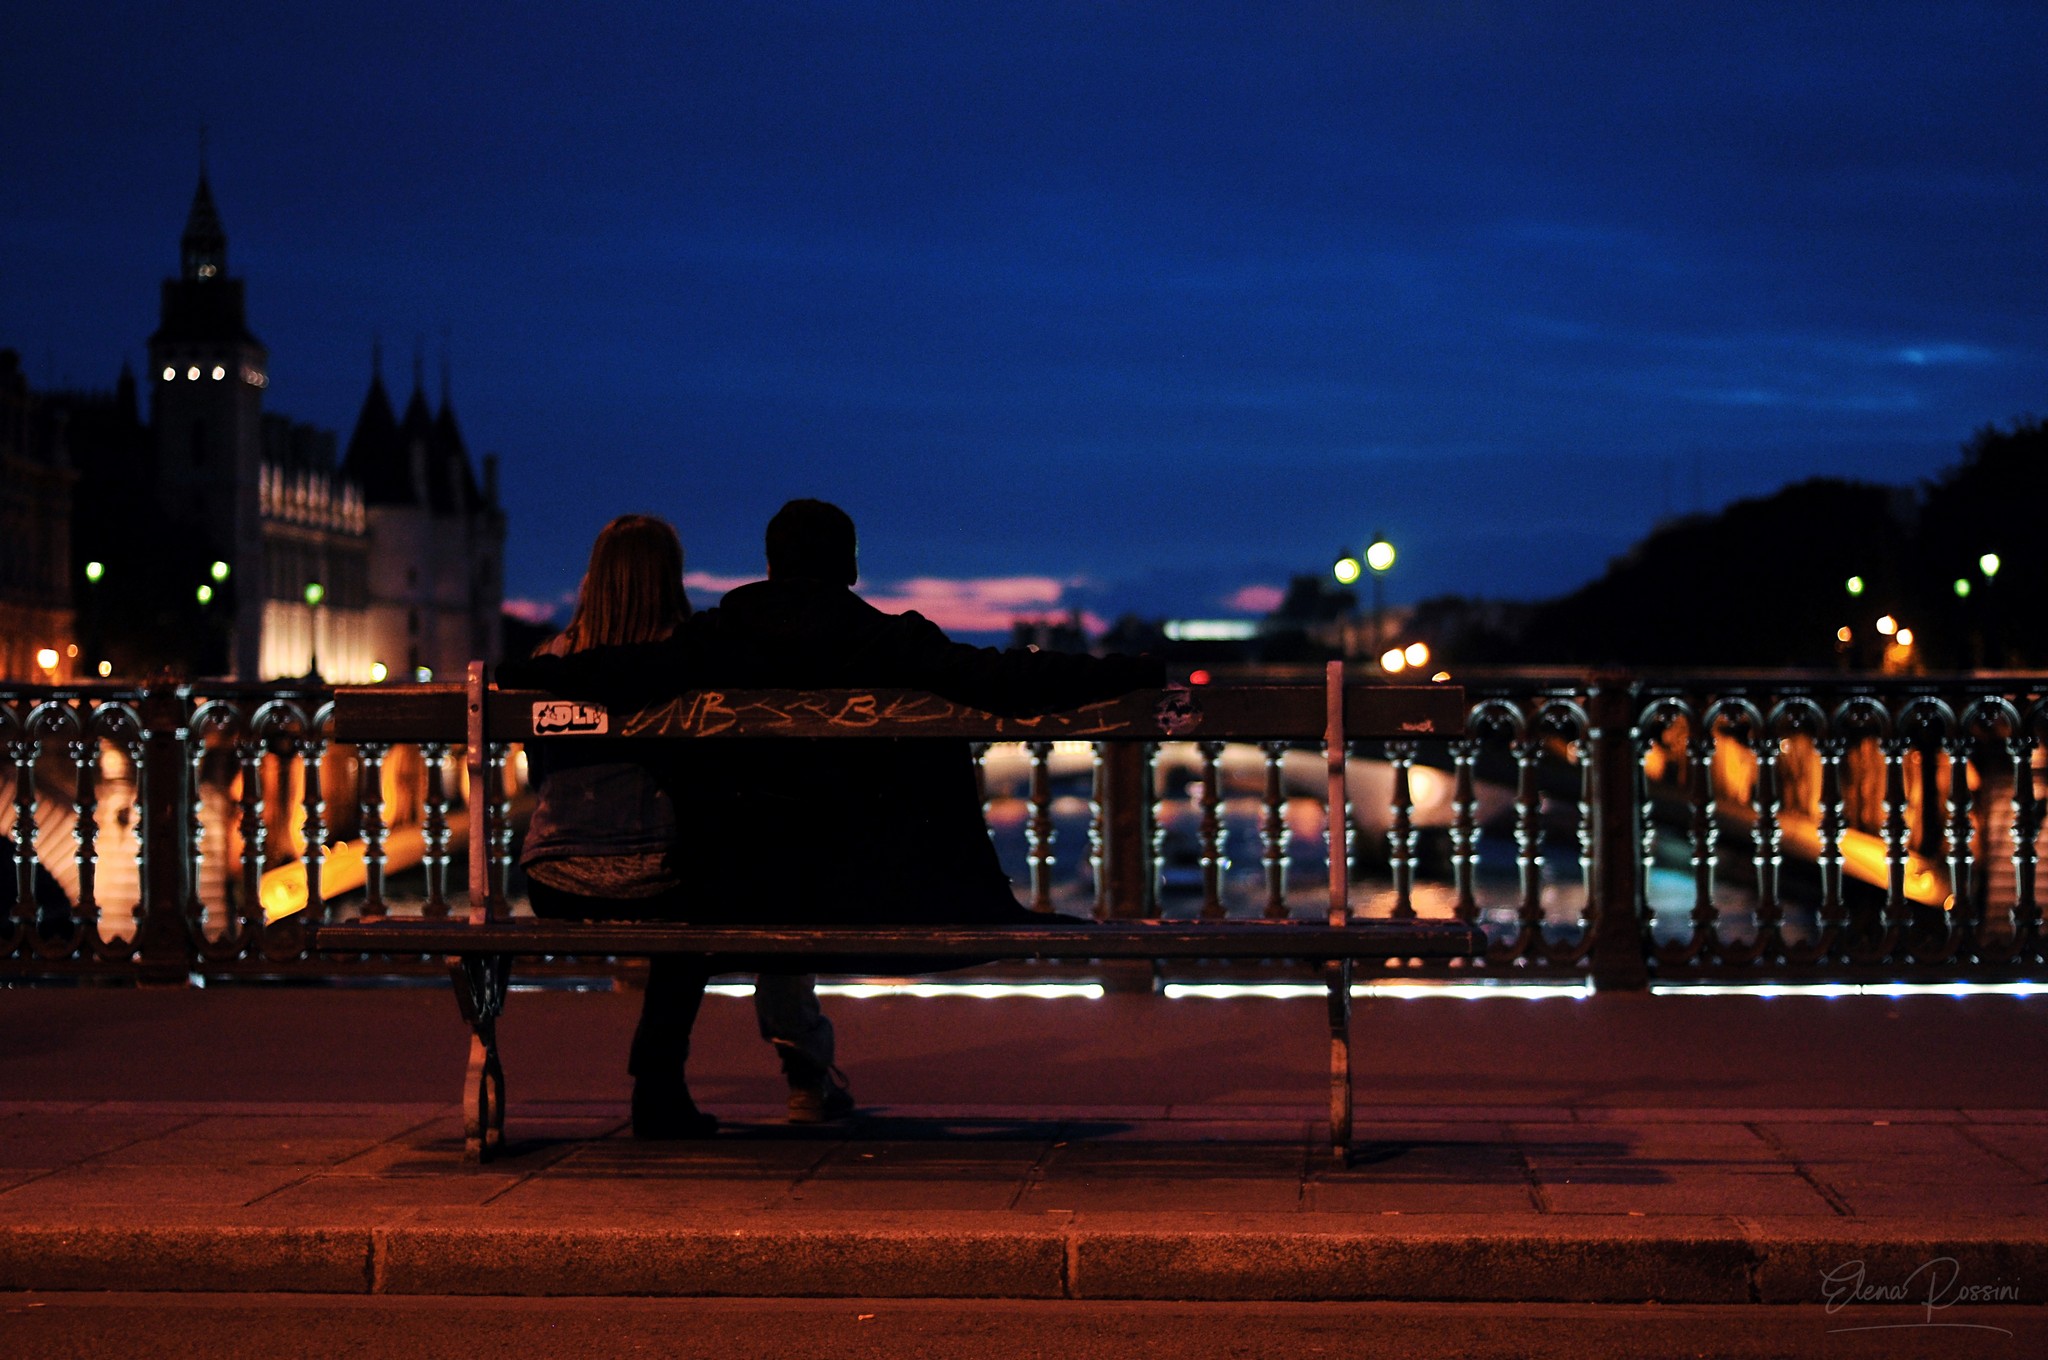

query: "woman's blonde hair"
left=550, top=514, right=688, bottom=655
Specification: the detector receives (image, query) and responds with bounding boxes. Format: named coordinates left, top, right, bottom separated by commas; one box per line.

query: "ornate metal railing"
left=5, top=674, right=2046, bottom=986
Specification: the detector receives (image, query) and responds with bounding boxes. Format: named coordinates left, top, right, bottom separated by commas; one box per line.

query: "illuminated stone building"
left=52, top=173, right=503, bottom=681
left=0, top=351, right=76, bottom=682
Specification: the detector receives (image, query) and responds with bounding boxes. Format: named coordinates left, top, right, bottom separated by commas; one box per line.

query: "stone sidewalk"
left=4, top=1096, right=2047, bottom=1304
left=6, top=983, right=2048, bottom=1306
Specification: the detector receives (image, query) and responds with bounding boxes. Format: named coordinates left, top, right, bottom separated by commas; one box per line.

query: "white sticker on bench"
left=533, top=701, right=609, bottom=735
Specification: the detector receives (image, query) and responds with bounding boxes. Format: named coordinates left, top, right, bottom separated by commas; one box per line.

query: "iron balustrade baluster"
left=1087, top=742, right=1108, bottom=920
left=970, top=741, right=991, bottom=807
left=1151, top=745, right=1173, bottom=912
left=1197, top=739, right=1226, bottom=920
left=1386, top=739, right=1417, bottom=921
left=1686, top=719, right=1719, bottom=963
left=229, top=737, right=268, bottom=961
left=2006, top=717, right=2045, bottom=966
left=20, top=700, right=90, bottom=961
left=297, top=725, right=329, bottom=931
left=1260, top=740, right=1290, bottom=920
left=1535, top=697, right=1594, bottom=968
left=1633, top=727, right=1659, bottom=939
left=87, top=703, right=146, bottom=963
left=15, top=701, right=79, bottom=961
left=1702, top=697, right=1769, bottom=968
left=357, top=742, right=389, bottom=917
left=95, top=704, right=148, bottom=962
left=1946, top=731, right=1977, bottom=961
left=1140, top=742, right=1160, bottom=918
left=1829, top=697, right=1892, bottom=967
left=1638, top=698, right=1697, bottom=969
left=1467, top=697, right=1531, bottom=965
left=66, top=724, right=101, bottom=951
left=1513, top=733, right=1546, bottom=950
left=488, top=743, right=515, bottom=909
left=250, top=700, right=311, bottom=961
left=1810, top=735, right=1848, bottom=965
left=6, top=714, right=39, bottom=954
left=421, top=742, right=451, bottom=917
left=1449, top=737, right=1480, bottom=924
left=184, top=701, right=239, bottom=953
left=1954, top=697, right=2018, bottom=963
left=1878, top=733, right=1913, bottom=964
left=1027, top=740, right=1056, bottom=913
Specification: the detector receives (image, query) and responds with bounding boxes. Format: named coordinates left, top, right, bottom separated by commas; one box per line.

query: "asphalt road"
left=3, top=1294, right=2042, bottom=1359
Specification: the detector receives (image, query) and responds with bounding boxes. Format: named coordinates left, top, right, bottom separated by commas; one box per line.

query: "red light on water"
left=1188, top=669, right=1211, bottom=686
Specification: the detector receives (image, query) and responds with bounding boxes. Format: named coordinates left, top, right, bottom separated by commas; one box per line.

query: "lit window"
left=211, top=365, right=225, bottom=381
left=198, top=263, right=218, bottom=278
left=187, top=366, right=200, bottom=381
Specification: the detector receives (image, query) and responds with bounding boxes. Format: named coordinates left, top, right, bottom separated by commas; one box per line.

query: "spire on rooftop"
left=180, top=171, right=227, bottom=282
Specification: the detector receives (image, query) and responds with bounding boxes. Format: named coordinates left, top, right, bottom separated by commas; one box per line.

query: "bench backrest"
left=332, top=662, right=1465, bottom=928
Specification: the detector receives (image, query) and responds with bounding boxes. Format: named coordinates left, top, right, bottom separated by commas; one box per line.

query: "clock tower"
left=147, top=172, right=268, bottom=679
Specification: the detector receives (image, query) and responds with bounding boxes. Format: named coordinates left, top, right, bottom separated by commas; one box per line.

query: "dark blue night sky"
left=6, top=3, right=2044, bottom=636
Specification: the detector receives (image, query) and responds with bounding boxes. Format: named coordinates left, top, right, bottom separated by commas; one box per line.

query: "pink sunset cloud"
left=1226, top=583, right=1285, bottom=614
left=859, top=576, right=1089, bottom=635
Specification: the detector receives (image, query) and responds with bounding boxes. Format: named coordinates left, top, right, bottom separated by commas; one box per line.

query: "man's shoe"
left=631, top=1079, right=719, bottom=1140
left=787, top=1067, right=856, bottom=1124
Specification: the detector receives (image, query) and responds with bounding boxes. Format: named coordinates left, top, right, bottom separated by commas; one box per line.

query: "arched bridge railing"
left=5, top=672, right=2048, bottom=985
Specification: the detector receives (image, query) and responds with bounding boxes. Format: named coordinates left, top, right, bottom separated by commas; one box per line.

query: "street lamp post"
left=1980, top=552, right=2002, bottom=668
left=1365, top=533, right=1395, bottom=656
left=303, top=580, right=326, bottom=681
left=82, top=560, right=105, bottom=676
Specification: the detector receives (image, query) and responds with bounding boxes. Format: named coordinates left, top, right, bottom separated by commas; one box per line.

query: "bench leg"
left=1326, top=959, right=1352, bottom=1162
left=450, top=953, right=510, bottom=1164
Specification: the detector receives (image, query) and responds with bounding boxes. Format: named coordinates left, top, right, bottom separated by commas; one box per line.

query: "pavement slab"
left=4, top=985, right=2048, bottom=1303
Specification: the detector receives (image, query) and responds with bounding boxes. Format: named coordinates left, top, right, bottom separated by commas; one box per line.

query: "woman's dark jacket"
left=498, top=579, right=1164, bottom=927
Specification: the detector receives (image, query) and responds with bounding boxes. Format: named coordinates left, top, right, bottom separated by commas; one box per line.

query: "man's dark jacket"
left=500, top=578, right=1163, bottom=926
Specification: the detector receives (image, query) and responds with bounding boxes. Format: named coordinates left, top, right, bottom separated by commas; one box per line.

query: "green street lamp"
left=1845, top=575, right=1865, bottom=597
left=303, top=581, right=326, bottom=680
left=1980, top=553, right=2001, bottom=579
left=1332, top=553, right=1362, bottom=586
left=210, top=560, right=230, bottom=582
left=1365, top=536, right=1396, bottom=574
left=84, top=561, right=105, bottom=584
left=196, top=583, right=213, bottom=605
left=1954, top=578, right=1972, bottom=599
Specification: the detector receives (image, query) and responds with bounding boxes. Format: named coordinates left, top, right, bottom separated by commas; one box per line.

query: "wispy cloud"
left=859, top=575, right=1085, bottom=635
left=684, top=570, right=758, bottom=598
left=1226, top=583, right=1285, bottom=614
left=502, top=592, right=576, bottom=626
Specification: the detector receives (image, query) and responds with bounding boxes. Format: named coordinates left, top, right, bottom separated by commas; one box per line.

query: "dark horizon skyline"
left=6, top=4, right=2044, bottom=639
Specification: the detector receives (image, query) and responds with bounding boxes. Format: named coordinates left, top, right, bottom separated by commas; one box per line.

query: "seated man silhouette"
left=714, top=498, right=1163, bottom=928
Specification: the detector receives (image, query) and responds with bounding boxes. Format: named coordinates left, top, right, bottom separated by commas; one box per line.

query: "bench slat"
left=313, top=918, right=1484, bottom=960
left=332, top=684, right=1466, bottom=744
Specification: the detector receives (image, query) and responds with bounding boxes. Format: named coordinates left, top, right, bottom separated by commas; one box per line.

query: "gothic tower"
left=146, top=171, right=268, bottom=679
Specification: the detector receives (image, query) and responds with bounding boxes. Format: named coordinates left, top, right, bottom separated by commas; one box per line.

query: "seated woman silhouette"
left=515, top=514, right=847, bottom=1138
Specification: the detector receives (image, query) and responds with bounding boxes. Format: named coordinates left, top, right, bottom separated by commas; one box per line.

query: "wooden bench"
left=314, top=661, right=1482, bottom=1162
